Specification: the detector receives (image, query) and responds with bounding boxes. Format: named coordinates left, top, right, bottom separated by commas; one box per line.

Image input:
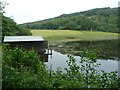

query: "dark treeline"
left=21, top=7, right=118, bottom=33
left=2, top=16, right=32, bottom=36
left=1, top=1, right=32, bottom=37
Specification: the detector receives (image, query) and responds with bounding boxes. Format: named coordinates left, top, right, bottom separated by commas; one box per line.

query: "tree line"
left=0, top=1, right=31, bottom=37
left=21, top=7, right=118, bottom=33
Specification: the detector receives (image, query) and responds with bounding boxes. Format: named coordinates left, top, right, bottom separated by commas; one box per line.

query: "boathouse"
left=3, top=36, right=52, bottom=61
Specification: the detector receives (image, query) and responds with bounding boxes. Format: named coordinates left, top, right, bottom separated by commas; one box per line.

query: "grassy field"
left=31, top=29, right=119, bottom=58
left=31, top=30, right=118, bottom=45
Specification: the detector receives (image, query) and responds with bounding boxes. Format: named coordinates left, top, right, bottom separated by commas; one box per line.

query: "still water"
left=46, top=50, right=118, bottom=73
left=45, top=39, right=119, bottom=76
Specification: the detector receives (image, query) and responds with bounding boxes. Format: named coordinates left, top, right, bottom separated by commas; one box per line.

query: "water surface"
left=46, top=50, right=118, bottom=72
left=46, top=39, right=119, bottom=76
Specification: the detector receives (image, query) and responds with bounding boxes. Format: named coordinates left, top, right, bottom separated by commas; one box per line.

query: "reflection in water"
left=62, top=39, right=119, bottom=60
left=40, top=54, right=49, bottom=62
left=46, top=50, right=118, bottom=73
left=45, top=40, right=119, bottom=77
left=46, top=50, right=68, bottom=71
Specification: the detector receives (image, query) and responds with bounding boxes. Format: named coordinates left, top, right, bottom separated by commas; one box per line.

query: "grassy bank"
left=31, top=30, right=118, bottom=45
left=31, top=30, right=119, bottom=58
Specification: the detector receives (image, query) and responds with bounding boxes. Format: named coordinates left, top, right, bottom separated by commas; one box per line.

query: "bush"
left=2, top=45, right=118, bottom=88
left=2, top=16, right=32, bottom=36
left=2, top=44, right=51, bottom=88
left=52, top=50, right=118, bottom=88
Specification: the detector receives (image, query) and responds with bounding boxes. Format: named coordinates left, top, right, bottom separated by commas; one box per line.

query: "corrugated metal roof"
left=4, top=36, right=44, bottom=42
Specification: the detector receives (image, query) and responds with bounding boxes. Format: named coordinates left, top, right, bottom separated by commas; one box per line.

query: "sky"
left=2, top=0, right=119, bottom=24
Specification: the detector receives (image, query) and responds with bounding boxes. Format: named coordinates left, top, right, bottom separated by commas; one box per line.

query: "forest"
left=21, top=7, right=119, bottom=33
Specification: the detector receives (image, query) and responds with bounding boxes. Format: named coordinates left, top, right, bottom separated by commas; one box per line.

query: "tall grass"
left=31, top=30, right=118, bottom=45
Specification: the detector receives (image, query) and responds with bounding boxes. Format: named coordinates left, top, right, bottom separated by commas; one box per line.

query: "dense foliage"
left=2, top=15, right=32, bottom=36
left=2, top=45, right=119, bottom=88
left=0, top=1, right=32, bottom=37
left=21, top=7, right=118, bottom=33
left=2, top=45, right=50, bottom=88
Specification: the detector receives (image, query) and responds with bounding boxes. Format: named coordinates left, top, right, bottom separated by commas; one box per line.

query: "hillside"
left=20, top=7, right=118, bottom=33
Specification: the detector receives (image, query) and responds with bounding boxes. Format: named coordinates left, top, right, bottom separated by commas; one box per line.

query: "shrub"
left=52, top=50, right=118, bottom=88
left=2, top=44, right=51, bottom=88
left=2, top=45, right=118, bottom=88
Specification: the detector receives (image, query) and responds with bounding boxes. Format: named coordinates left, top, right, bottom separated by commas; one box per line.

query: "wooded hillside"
left=21, top=7, right=118, bottom=33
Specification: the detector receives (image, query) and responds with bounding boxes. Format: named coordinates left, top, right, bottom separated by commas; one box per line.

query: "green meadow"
left=31, top=30, right=118, bottom=45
